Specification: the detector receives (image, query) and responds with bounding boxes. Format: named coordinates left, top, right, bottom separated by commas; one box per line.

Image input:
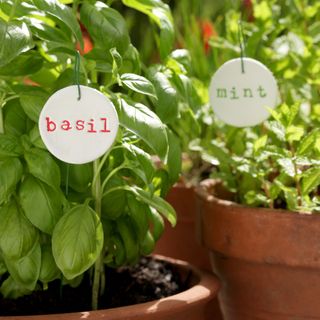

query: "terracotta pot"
left=0, top=255, right=220, bottom=320
left=155, top=183, right=211, bottom=271
left=196, top=179, right=320, bottom=320
left=155, top=184, right=223, bottom=320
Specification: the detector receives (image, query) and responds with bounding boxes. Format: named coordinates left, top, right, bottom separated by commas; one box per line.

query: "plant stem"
left=0, top=107, right=3, bottom=135
left=289, top=144, right=302, bottom=207
left=0, top=93, right=6, bottom=134
left=91, top=159, right=103, bottom=310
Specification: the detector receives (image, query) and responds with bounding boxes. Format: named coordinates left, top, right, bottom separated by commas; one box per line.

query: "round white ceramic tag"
left=209, top=57, right=278, bottom=127
left=39, top=85, right=119, bottom=164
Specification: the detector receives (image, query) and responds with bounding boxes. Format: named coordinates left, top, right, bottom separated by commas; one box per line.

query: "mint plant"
left=0, top=0, right=180, bottom=311
left=199, top=103, right=320, bottom=213
left=168, top=0, right=320, bottom=192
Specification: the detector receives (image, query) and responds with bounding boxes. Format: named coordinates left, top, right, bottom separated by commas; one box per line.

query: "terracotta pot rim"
left=196, top=179, right=320, bottom=268
left=1, top=255, right=220, bottom=320
left=196, top=178, right=315, bottom=218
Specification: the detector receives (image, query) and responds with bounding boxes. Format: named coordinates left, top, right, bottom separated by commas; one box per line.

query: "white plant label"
left=209, top=57, right=278, bottom=127
left=39, top=85, right=119, bottom=164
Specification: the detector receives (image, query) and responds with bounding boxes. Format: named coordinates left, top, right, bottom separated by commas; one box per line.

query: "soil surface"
left=0, top=256, right=188, bottom=316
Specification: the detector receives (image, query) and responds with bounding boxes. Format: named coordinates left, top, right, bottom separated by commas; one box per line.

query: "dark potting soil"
left=0, top=256, right=189, bottom=316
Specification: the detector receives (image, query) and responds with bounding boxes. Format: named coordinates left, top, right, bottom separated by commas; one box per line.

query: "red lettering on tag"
left=46, top=117, right=56, bottom=132
left=87, top=119, right=97, bottom=133
left=76, top=120, right=85, bottom=130
left=61, top=120, right=72, bottom=131
left=100, top=118, right=111, bottom=133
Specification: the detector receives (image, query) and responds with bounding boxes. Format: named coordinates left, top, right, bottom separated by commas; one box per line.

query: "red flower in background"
left=201, top=20, right=217, bottom=55
left=243, top=0, right=254, bottom=22
left=76, top=23, right=93, bottom=55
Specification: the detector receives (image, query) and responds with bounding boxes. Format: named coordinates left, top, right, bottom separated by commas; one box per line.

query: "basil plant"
left=0, top=0, right=181, bottom=310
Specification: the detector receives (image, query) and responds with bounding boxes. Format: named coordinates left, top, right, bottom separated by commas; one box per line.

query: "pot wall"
left=196, top=179, right=320, bottom=320
left=0, top=256, right=220, bottom=320
left=155, top=184, right=211, bottom=271
left=154, top=184, right=223, bottom=320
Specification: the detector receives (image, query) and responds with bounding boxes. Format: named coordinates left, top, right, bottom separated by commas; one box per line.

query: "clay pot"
left=0, top=255, right=220, bottom=320
left=196, top=179, right=320, bottom=320
left=154, top=184, right=223, bottom=320
left=155, top=183, right=211, bottom=271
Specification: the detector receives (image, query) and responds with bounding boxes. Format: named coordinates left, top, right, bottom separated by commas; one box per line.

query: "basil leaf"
left=0, top=134, right=23, bottom=159
left=5, top=243, right=41, bottom=291
left=24, top=148, right=61, bottom=189
left=0, top=19, right=33, bottom=67
left=118, top=98, right=168, bottom=161
left=32, top=0, right=83, bottom=48
left=80, top=2, right=130, bottom=54
left=19, top=176, right=64, bottom=234
left=52, top=204, right=104, bottom=280
left=121, top=73, right=157, bottom=98
left=0, top=158, right=23, bottom=205
left=122, top=0, right=174, bottom=59
left=0, top=201, right=38, bottom=260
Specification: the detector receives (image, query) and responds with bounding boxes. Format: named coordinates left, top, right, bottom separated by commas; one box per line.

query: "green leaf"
left=80, top=2, right=130, bottom=54
left=116, top=215, right=139, bottom=264
left=148, top=70, right=179, bottom=123
left=0, top=19, right=33, bottom=67
left=19, top=87, right=49, bottom=123
left=120, top=73, right=156, bottom=98
left=283, top=103, right=300, bottom=126
left=30, top=20, right=70, bottom=43
left=254, top=1, right=272, bottom=21
left=39, top=244, right=60, bottom=284
left=297, top=129, right=319, bottom=156
left=32, top=0, right=83, bottom=48
left=140, top=230, right=155, bottom=256
left=102, top=176, right=127, bottom=220
left=127, top=194, right=149, bottom=242
left=19, top=176, right=64, bottom=234
left=0, top=52, right=43, bottom=76
left=122, top=44, right=141, bottom=74
left=4, top=99, right=28, bottom=137
left=52, top=204, right=104, bottom=280
left=118, top=98, right=168, bottom=161
left=29, top=125, right=46, bottom=149
left=124, top=143, right=155, bottom=184
left=122, top=0, right=174, bottom=59
left=5, top=243, right=41, bottom=291
left=301, top=167, right=320, bottom=195
left=0, top=158, right=23, bottom=205
left=0, top=134, right=23, bottom=159
left=283, top=187, right=298, bottom=211
left=165, top=129, right=181, bottom=184
left=0, top=255, right=6, bottom=276
left=24, top=148, right=61, bottom=189
left=0, top=276, right=32, bottom=299
left=53, top=68, right=87, bottom=91
left=66, top=163, right=93, bottom=193
left=170, top=49, right=191, bottom=72
left=254, top=135, right=268, bottom=154
left=244, top=190, right=268, bottom=206
left=286, top=125, right=304, bottom=143
left=266, top=121, right=286, bottom=141
left=127, top=186, right=176, bottom=227
left=147, top=207, right=164, bottom=241
left=0, top=201, right=38, bottom=260
left=277, top=158, right=295, bottom=178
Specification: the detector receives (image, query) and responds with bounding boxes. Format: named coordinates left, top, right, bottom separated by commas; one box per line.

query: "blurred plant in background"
left=168, top=0, right=320, bottom=212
